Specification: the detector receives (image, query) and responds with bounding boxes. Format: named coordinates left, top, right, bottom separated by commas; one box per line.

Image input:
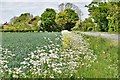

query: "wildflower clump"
left=0, top=45, right=15, bottom=77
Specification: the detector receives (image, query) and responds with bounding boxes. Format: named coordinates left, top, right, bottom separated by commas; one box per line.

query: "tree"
left=86, top=2, right=109, bottom=32
left=58, top=2, right=82, bottom=21
left=65, top=3, right=73, bottom=9
left=81, top=17, right=95, bottom=31
left=58, top=3, right=65, bottom=12
left=56, top=8, right=79, bottom=31
left=64, top=9, right=79, bottom=30
left=28, top=16, right=40, bottom=31
left=86, top=1, right=120, bottom=32
left=9, top=16, right=18, bottom=24
left=2, top=13, right=40, bottom=32
left=14, top=13, right=33, bottom=23
left=40, top=8, right=57, bottom=32
left=107, top=2, right=120, bottom=32
left=71, top=21, right=81, bottom=31
left=55, top=12, right=67, bottom=31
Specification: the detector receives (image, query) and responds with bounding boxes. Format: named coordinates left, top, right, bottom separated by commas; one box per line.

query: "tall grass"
left=76, top=32, right=118, bottom=78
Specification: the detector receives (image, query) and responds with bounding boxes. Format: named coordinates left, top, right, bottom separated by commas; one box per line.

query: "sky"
left=1, top=0, right=93, bottom=2
left=0, top=0, right=93, bottom=24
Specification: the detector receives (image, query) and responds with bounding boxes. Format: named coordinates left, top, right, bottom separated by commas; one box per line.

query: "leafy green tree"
left=71, top=21, right=82, bottom=31
left=2, top=13, right=41, bottom=32
left=86, top=1, right=119, bottom=32
left=13, top=13, right=33, bottom=32
left=28, top=16, right=40, bottom=31
left=81, top=17, right=95, bottom=31
left=14, top=13, right=33, bottom=23
left=40, top=8, right=57, bottom=32
left=64, top=9, right=79, bottom=30
left=55, top=12, right=67, bottom=31
left=86, top=2, right=109, bottom=32
left=56, top=8, right=79, bottom=31
left=58, top=2, right=82, bottom=21
left=107, top=2, right=120, bottom=32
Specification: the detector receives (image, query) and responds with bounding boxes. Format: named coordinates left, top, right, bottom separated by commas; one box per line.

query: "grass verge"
left=75, top=32, right=119, bottom=78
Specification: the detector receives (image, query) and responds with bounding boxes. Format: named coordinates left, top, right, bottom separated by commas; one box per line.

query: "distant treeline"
left=0, top=1, right=119, bottom=32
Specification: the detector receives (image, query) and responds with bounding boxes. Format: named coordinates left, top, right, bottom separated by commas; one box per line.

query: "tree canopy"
left=2, top=13, right=40, bottom=32
left=85, top=1, right=120, bottom=32
left=58, top=2, right=82, bottom=20
left=1, top=3, right=81, bottom=32
left=56, top=8, right=79, bottom=31
left=40, top=8, right=57, bottom=32
left=1, top=2, right=119, bottom=32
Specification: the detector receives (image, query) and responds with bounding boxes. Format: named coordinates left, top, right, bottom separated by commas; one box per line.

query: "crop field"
left=0, top=31, right=119, bottom=78
left=1, top=32, right=61, bottom=65
left=1, top=32, right=63, bottom=77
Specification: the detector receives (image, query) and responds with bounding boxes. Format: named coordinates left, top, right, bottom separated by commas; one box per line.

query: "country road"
left=80, top=32, right=120, bottom=40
